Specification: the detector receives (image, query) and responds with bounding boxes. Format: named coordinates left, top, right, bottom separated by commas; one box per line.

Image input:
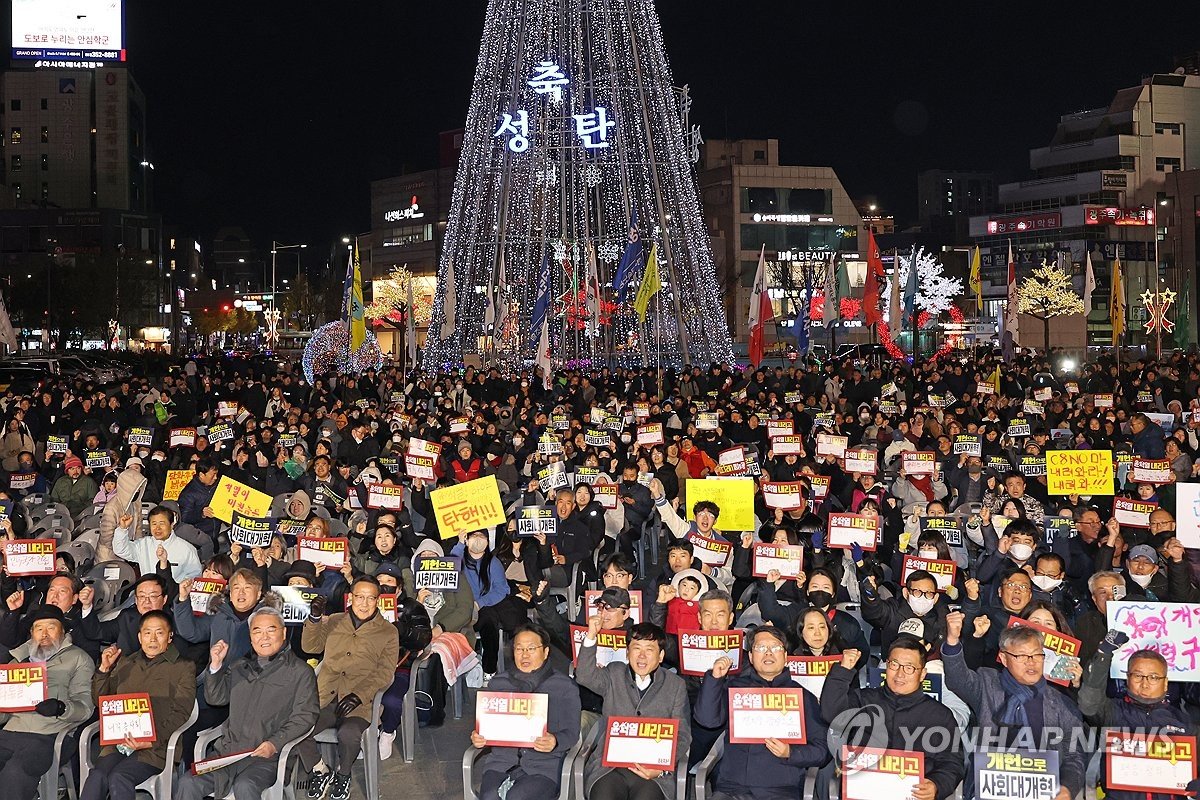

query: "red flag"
left=863, top=229, right=885, bottom=326
left=748, top=245, right=773, bottom=367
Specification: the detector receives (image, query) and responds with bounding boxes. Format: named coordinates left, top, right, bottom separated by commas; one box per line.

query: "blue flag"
left=613, top=208, right=643, bottom=303
left=904, top=244, right=919, bottom=325
left=530, top=249, right=552, bottom=349
left=796, top=265, right=811, bottom=354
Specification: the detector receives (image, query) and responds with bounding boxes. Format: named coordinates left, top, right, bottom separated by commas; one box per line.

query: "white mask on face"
left=1009, top=543, right=1034, bottom=562
left=1031, top=575, right=1062, bottom=593
left=918, top=548, right=939, bottom=560
left=1129, top=571, right=1154, bottom=588
left=907, top=595, right=936, bottom=616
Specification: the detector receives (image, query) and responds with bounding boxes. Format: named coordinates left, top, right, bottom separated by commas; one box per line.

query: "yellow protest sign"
left=1046, top=449, right=1114, bottom=495
left=430, top=474, right=506, bottom=538
left=210, top=475, right=273, bottom=524
left=686, top=478, right=756, bottom=531
left=163, top=470, right=192, bottom=502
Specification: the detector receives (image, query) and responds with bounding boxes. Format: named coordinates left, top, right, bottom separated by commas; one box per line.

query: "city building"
left=0, top=66, right=152, bottom=211
left=917, top=169, right=996, bottom=241
left=209, top=227, right=261, bottom=291
left=366, top=129, right=462, bottom=359
left=1161, top=167, right=1199, bottom=347
left=697, top=138, right=865, bottom=348
left=969, top=71, right=1200, bottom=349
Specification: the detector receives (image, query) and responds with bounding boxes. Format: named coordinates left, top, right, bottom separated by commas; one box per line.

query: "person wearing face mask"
left=1079, top=639, right=1196, bottom=800
left=949, top=455, right=988, bottom=510
left=860, top=569, right=948, bottom=653
left=1029, top=553, right=1084, bottom=618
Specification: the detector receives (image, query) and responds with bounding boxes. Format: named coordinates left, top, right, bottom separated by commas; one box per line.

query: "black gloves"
left=1098, top=630, right=1130, bottom=655
left=335, top=693, right=362, bottom=719
left=35, top=698, right=66, bottom=717
left=308, top=594, right=327, bottom=621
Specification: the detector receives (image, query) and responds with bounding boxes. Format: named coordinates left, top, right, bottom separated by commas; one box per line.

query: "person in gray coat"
left=0, top=605, right=96, bottom=800
left=575, top=620, right=691, bottom=800
left=942, top=611, right=1081, bottom=800
left=174, top=606, right=319, bottom=800
left=470, top=623, right=581, bottom=800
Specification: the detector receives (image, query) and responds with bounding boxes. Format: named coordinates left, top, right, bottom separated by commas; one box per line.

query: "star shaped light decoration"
left=1140, top=287, right=1177, bottom=334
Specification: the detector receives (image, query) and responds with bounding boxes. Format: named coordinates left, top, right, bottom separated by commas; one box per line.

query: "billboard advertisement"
left=11, top=0, right=125, bottom=65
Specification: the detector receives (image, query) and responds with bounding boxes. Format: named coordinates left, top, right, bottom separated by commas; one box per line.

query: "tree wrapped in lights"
left=878, top=247, right=964, bottom=359
left=365, top=265, right=432, bottom=327
left=423, top=0, right=733, bottom=370
left=1018, top=260, right=1084, bottom=353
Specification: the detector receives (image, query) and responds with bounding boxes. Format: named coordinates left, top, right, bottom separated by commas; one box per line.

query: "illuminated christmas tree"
left=423, top=0, right=733, bottom=370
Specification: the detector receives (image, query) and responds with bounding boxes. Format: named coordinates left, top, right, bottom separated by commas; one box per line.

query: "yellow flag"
left=969, top=246, right=982, bottom=311
left=349, top=240, right=366, bottom=351
left=634, top=244, right=661, bottom=322
left=1110, top=255, right=1125, bottom=344
left=988, top=365, right=1001, bottom=393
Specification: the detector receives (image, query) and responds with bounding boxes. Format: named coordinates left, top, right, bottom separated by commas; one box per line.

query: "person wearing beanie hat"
left=49, top=453, right=99, bottom=518
left=401, top=539, right=476, bottom=645
left=0, top=603, right=95, bottom=799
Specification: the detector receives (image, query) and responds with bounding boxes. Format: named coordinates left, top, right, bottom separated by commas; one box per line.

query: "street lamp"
left=270, top=241, right=306, bottom=346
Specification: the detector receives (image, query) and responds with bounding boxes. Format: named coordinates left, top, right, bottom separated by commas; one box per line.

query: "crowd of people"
left=1, top=348, right=1200, bottom=799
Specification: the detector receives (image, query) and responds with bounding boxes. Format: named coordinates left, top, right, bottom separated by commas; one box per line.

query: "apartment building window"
left=1156, top=157, right=1182, bottom=172
left=41, top=183, right=48, bottom=201
left=40, top=154, right=48, bottom=171
left=12, top=183, right=20, bottom=200
left=40, top=99, right=47, bottom=111
left=9, top=128, right=20, bottom=145
left=1155, top=122, right=1182, bottom=135
left=9, top=100, right=19, bottom=112
left=10, top=155, right=20, bottom=172
left=40, top=126, right=48, bottom=144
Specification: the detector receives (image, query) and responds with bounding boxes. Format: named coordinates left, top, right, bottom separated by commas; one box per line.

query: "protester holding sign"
left=470, top=623, right=581, bottom=800
left=943, top=612, right=1083, bottom=800
left=820, top=641, right=965, bottom=800
left=575, top=620, right=690, bottom=800
left=84, top=610, right=195, bottom=800
left=695, top=626, right=830, bottom=799
left=0, top=605, right=95, bottom=800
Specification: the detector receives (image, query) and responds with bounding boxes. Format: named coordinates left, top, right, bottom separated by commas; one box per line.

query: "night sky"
left=124, top=1, right=1198, bottom=258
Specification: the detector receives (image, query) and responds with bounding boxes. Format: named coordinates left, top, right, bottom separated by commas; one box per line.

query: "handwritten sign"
left=816, top=434, right=848, bottom=459
left=189, top=577, right=227, bottom=616
left=786, top=655, right=840, bottom=696
left=771, top=435, right=804, bottom=456
left=401, top=454, right=434, bottom=480
left=686, top=478, right=755, bottom=531
left=762, top=482, right=805, bottom=511
left=169, top=428, right=196, bottom=448
left=900, top=555, right=957, bottom=592
left=1105, top=731, right=1197, bottom=795
left=1131, top=458, right=1172, bottom=485
left=1112, top=497, right=1156, bottom=528
left=2, top=539, right=56, bottom=576
left=229, top=513, right=274, bottom=548
left=767, top=420, right=794, bottom=438
left=752, top=543, right=803, bottom=579
left=687, top=532, right=733, bottom=567
left=430, top=475, right=505, bottom=538
left=594, top=483, right=618, bottom=510
left=1006, top=616, right=1082, bottom=687
left=210, top=476, right=272, bottom=524
left=163, top=470, right=192, bottom=502
left=843, top=447, right=877, bottom=475
left=275, top=585, right=321, bottom=625
left=569, top=625, right=628, bottom=667
left=827, top=513, right=879, bottom=551
left=1177, top=483, right=1200, bottom=549
left=677, top=629, right=743, bottom=676
left=449, top=417, right=469, bottom=434
left=728, top=687, right=806, bottom=744
left=636, top=424, right=664, bottom=447
left=475, top=692, right=548, bottom=748
left=901, top=452, right=937, bottom=476
left=976, top=382, right=995, bottom=396
left=602, top=717, right=678, bottom=770
left=842, top=747, right=924, bottom=800
left=973, top=750, right=1059, bottom=800
left=366, top=483, right=405, bottom=511
left=99, top=693, right=156, bottom=746
left=1046, top=450, right=1114, bottom=495
left=297, top=536, right=349, bottom=569
left=1107, top=602, right=1200, bottom=681
left=0, top=664, right=47, bottom=712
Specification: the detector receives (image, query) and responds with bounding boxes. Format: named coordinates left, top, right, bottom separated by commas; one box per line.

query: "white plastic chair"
left=192, top=722, right=314, bottom=800
left=77, top=702, right=199, bottom=799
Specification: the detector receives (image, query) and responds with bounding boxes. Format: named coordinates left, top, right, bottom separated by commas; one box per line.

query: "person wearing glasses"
left=297, top=575, right=400, bottom=800
left=943, top=611, right=1083, bottom=800
left=860, top=568, right=949, bottom=652
left=819, top=637, right=965, bottom=800
left=694, top=626, right=829, bottom=799
left=960, top=567, right=1034, bottom=660
left=1078, top=633, right=1195, bottom=800
left=76, top=574, right=170, bottom=658
left=469, top=623, right=581, bottom=800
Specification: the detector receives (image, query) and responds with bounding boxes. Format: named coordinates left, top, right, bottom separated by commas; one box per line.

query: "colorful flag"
left=1111, top=253, right=1125, bottom=345
left=1001, top=242, right=1019, bottom=361
left=863, top=230, right=884, bottom=327
left=1175, top=286, right=1191, bottom=350
left=796, top=262, right=811, bottom=355
left=633, top=244, right=661, bottom=323
left=888, top=250, right=902, bottom=333
left=1083, top=249, right=1096, bottom=318
left=748, top=245, right=774, bottom=367
left=969, top=246, right=982, bottom=312
left=614, top=209, right=643, bottom=303
left=535, top=312, right=552, bottom=389
left=438, top=256, right=456, bottom=341
left=822, top=251, right=839, bottom=325
left=343, top=241, right=366, bottom=351
left=530, top=249, right=552, bottom=350
left=0, top=292, right=18, bottom=352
